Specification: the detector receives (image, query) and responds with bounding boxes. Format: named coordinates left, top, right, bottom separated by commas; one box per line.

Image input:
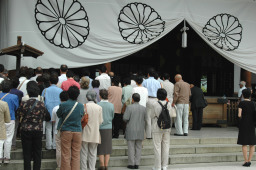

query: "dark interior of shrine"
left=111, top=22, right=234, bottom=97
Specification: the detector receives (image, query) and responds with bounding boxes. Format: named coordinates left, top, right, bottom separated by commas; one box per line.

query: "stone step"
left=111, top=144, right=242, bottom=156
left=105, top=161, right=256, bottom=170
left=2, top=152, right=256, bottom=169
left=0, top=159, right=57, bottom=170
left=15, top=137, right=238, bottom=149
left=169, top=152, right=256, bottom=164
left=10, top=143, right=243, bottom=160
left=98, top=152, right=256, bottom=167
left=10, top=149, right=56, bottom=160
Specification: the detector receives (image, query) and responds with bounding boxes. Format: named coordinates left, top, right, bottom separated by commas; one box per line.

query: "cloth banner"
left=0, top=0, right=256, bottom=72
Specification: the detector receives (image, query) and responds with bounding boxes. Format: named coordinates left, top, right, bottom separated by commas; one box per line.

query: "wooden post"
left=16, top=55, right=21, bottom=71
left=105, top=62, right=111, bottom=73
left=17, top=36, right=22, bottom=45
left=241, top=68, right=251, bottom=87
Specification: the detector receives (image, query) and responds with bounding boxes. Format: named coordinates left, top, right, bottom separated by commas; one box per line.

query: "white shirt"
left=238, top=86, right=246, bottom=100
left=131, top=80, right=137, bottom=88
left=30, top=74, right=42, bottom=82
left=132, top=86, right=148, bottom=107
left=0, top=77, right=4, bottom=84
left=95, top=73, right=111, bottom=90
left=162, top=80, right=174, bottom=103
left=58, top=74, right=67, bottom=87
left=51, top=105, right=60, bottom=134
left=18, top=77, right=30, bottom=96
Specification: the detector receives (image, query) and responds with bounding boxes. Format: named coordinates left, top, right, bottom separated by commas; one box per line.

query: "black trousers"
left=21, top=130, right=43, bottom=170
left=113, top=113, right=123, bottom=138
left=191, top=108, right=203, bottom=130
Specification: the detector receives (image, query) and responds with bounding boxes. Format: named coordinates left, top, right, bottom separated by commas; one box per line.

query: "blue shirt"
left=98, top=100, right=115, bottom=129
left=0, top=92, right=19, bottom=120
left=42, top=85, right=63, bottom=117
left=142, top=77, right=161, bottom=97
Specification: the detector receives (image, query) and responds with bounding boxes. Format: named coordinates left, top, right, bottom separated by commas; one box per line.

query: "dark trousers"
left=192, top=108, right=203, bottom=130
left=113, top=113, right=122, bottom=138
left=21, top=131, right=43, bottom=170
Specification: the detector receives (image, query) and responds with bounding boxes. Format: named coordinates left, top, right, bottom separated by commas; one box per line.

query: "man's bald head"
left=175, top=74, right=182, bottom=82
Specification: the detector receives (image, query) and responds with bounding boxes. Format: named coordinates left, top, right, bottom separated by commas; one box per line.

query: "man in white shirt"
left=57, top=64, right=68, bottom=87
left=30, top=67, right=43, bottom=82
left=18, top=67, right=30, bottom=96
left=238, top=81, right=246, bottom=101
left=132, top=76, right=148, bottom=107
left=161, top=73, right=174, bottom=104
left=51, top=91, right=69, bottom=168
left=95, top=65, right=111, bottom=90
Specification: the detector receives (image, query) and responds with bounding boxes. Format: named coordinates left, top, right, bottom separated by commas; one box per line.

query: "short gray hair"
left=86, top=90, right=97, bottom=102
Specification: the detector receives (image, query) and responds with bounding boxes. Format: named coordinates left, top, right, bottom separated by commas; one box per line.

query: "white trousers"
left=43, top=121, right=46, bottom=134
left=80, top=142, right=98, bottom=170
left=45, top=121, right=54, bottom=149
left=152, top=132, right=170, bottom=170
left=0, top=120, right=15, bottom=159
left=55, top=134, right=61, bottom=168
left=146, top=98, right=158, bottom=138
left=0, top=140, right=4, bottom=159
left=127, top=140, right=142, bottom=166
left=175, top=104, right=189, bottom=135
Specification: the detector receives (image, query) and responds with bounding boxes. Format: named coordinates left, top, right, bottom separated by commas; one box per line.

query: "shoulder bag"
left=57, top=102, right=78, bottom=138
left=81, top=104, right=89, bottom=128
left=17, top=79, right=27, bottom=90
left=170, top=105, right=177, bottom=117
left=0, top=93, right=9, bottom=101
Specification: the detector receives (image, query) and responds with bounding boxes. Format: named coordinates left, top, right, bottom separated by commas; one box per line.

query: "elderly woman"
left=57, top=86, right=84, bottom=170
left=151, top=88, right=172, bottom=170
left=123, top=93, right=147, bottom=169
left=0, top=101, right=10, bottom=164
left=81, top=90, right=103, bottom=170
left=77, top=77, right=90, bottom=104
left=92, top=80, right=101, bottom=103
left=17, top=81, right=50, bottom=170
left=97, top=89, right=115, bottom=170
left=237, top=88, right=256, bottom=167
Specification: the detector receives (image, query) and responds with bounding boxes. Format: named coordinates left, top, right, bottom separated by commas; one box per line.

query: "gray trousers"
left=175, top=104, right=189, bottom=134
left=152, top=132, right=170, bottom=169
left=127, top=140, right=142, bottom=166
left=146, top=98, right=158, bottom=138
left=80, top=142, right=98, bottom=170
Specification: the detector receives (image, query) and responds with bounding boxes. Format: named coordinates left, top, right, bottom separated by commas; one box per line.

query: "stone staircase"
left=1, top=136, right=255, bottom=170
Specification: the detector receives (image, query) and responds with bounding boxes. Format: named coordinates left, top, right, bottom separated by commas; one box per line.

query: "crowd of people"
left=0, top=63, right=255, bottom=170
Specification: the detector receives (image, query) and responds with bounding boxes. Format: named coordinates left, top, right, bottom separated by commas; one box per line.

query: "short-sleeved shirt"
left=51, top=105, right=60, bottom=134
left=17, top=99, right=51, bottom=131
left=0, top=92, right=19, bottom=120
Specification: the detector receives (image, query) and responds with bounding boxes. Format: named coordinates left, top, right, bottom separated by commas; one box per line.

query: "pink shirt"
left=61, top=79, right=80, bottom=91
left=108, top=86, right=122, bottom=114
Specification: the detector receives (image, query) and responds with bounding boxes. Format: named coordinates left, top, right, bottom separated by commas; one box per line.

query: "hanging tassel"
left=180, top=20, right=189, bottom=48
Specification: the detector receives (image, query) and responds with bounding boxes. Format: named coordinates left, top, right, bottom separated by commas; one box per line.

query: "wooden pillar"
left=16, top=36, right=22, bottom=70
left=241, top=68, right=251, bottom=87
left=16, top=55, right=21, bottom=71
left=105, top=62, right=111, bottom=73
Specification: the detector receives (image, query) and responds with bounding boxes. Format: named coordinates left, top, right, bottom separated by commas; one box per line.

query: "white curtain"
left=0, top=0, right=256, bottom=73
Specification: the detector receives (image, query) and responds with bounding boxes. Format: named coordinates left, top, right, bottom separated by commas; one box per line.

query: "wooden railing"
left=227, top=97, right=239, bottom=126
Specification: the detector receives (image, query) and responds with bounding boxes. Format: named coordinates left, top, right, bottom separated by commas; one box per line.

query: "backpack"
left=157, top=101, right=171, bottom=129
